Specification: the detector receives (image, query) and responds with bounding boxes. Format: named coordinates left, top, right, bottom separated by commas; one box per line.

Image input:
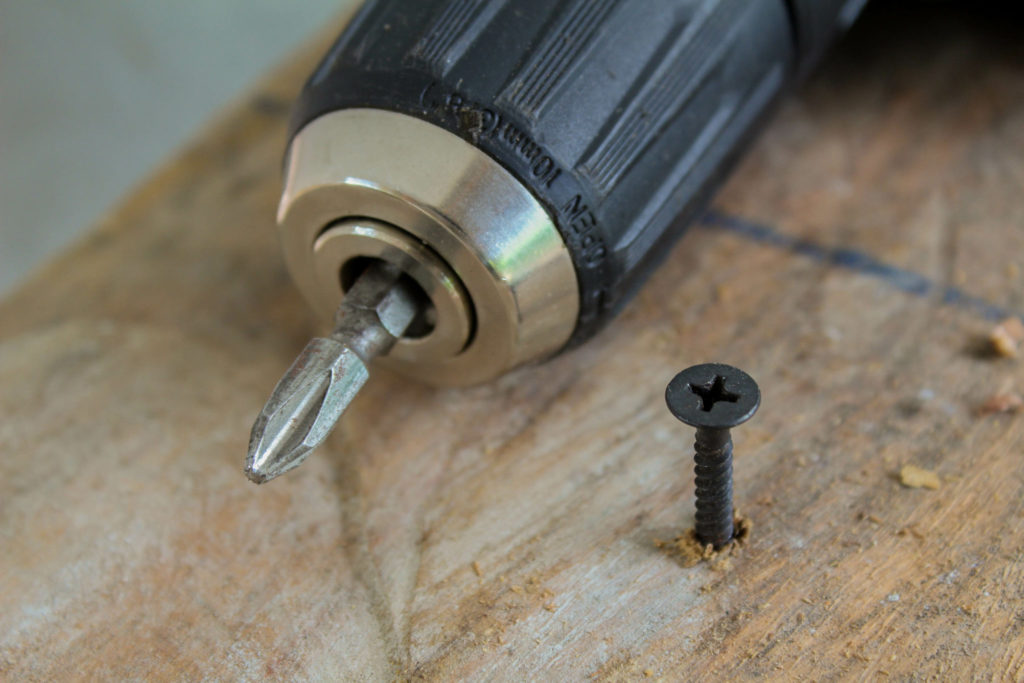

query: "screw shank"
left=693, top=427, right=734, bottom=548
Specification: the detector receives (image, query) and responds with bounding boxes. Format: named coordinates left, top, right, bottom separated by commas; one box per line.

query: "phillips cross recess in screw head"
left=246, top=261, right=421, bottom=484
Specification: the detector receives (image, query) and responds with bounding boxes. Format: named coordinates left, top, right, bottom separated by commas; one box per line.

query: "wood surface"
left=3, top=5, right=1024, bottom=680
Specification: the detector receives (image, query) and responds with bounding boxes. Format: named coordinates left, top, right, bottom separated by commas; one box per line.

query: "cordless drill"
left=246, top=0, right=866, bottom=483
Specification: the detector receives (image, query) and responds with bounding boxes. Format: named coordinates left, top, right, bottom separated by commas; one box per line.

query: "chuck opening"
left=312, top=218, right=475, bottom=365
left=339, top=255, right=437, bottom=339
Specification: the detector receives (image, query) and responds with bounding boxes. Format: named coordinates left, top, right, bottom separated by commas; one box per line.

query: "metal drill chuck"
left=278, top=109, right=579, bottom=387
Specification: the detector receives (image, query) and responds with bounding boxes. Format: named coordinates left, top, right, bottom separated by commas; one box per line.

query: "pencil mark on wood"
left=700, top=210, right=1021, bottom=324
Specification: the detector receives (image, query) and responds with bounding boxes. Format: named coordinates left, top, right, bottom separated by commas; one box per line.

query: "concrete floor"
left=0, top=0, right=350, bottom=295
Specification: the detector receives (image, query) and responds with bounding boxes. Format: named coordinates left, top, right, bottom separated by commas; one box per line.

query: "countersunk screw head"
left=665, top=363, right=760, bottom=430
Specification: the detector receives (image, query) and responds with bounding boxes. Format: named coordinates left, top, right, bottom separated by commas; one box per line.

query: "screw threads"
left=693, top=428, right=734, bottom=548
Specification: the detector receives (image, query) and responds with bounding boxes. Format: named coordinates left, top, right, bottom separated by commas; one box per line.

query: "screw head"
left=665, top=363, right=760, bottom=430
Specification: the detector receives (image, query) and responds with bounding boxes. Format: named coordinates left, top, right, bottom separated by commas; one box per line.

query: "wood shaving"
left=989, top=317, right=1024, bottom=357
left=709, top=555, right=733, bottom=572
left=899, top=465, right=941, bottom=490
left=897, top=526, right=926, bottom=540
left=980, top=392, right=1023, bottom=415
left=656, top=515, right=752, bottom=568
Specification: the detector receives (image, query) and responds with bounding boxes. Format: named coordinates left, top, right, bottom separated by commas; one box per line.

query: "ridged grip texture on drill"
left=291, top=0, right=861, bottom=346
left=693, top=428, right=734, bottom=548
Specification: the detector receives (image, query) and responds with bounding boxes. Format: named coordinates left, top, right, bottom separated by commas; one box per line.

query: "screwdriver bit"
left=246, top=261, right=420, bottom=483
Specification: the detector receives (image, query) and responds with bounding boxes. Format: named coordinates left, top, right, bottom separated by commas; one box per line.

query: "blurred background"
left=0, top=1, right=354, bottom=295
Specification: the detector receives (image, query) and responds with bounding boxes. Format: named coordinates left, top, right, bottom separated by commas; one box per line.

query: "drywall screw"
left=665, top=363, right=760, bottom=549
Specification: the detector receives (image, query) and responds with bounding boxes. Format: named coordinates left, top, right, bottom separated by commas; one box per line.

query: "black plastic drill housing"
left=289, top=0, right=864, bottom=348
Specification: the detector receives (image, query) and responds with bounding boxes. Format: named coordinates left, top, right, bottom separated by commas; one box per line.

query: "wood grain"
left=3, top=5, right=1024, bottom=680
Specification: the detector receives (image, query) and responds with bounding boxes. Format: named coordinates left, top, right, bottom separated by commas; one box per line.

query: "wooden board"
left=3, top=5, right=1024, bottom=680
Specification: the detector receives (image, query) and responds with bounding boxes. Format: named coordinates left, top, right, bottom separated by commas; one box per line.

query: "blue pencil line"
left=700, top=209, right=1018, bottom=323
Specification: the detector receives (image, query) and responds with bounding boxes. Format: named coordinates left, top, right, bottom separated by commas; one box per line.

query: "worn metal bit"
left=246, top=262, right=419, bottom=484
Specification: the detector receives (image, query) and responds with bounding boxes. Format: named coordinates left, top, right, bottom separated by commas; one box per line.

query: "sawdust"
left=989, top=317, right=1024, bottom=357
left=715, top=283, right=733, bottom=303
left=590, top=653, right=642, bottom=681
left=897, top=525, right=926, bottom=541
left=979, top=391, right=1023, bottom=415
left=899, top=465, right=941, bottom=490
left=856, top=511, right=883, bottom=525
left=655, top=515, right=752, bottom=569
